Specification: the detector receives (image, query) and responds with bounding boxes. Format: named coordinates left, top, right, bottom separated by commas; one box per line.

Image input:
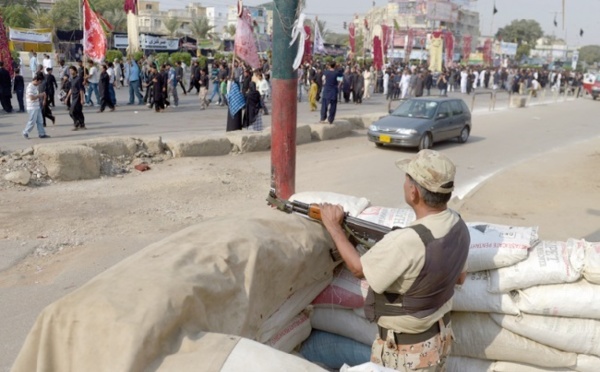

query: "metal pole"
left=271, top=0, right=299, bottom=199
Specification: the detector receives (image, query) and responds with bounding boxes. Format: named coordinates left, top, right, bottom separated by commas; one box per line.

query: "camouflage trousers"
left=370, top=320, right=453, bottom=371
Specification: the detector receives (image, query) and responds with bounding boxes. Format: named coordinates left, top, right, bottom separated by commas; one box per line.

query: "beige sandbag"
left=356, top=206, right=416, bottom=228
left=513, top=280, right=600, bottom=320
left=583, top=241, right=600, bottom=284
left=452, top=271, right=520, bottom=315
left=310, top=308, right=378, bottom=346
left=451, top=312, right=577, bottom=368
left=488, top=240, right=586, bottom=293
left=446, top=356, right=493, bottom=372
left=465, top=223, right=538, bottom=272
left=13, top=210, right=334, bottom=372
left=492, top=361, right=574, bottom=371
left=152, top=332, right=327, bottom=372
left=489, top=313, right=600, bottom=357
left=290, top=191, right=370, bottom=217
left=575, top=354, right=600, bottom=372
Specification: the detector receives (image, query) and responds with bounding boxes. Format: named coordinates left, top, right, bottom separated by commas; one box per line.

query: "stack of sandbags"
left=449, top=237, right=600, bottom=372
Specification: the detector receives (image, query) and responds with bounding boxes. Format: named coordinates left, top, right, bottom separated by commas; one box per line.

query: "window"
left=145, top=4, right=152, bottom=10
left=258, top=10, right=263, bottom=16
left=437, top=102, right=452, bottom=117
left=450, top=100, right=463, bottom=115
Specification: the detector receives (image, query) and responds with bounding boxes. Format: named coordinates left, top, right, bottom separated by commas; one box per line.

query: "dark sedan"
left=368, top=98, right=472, bottom=150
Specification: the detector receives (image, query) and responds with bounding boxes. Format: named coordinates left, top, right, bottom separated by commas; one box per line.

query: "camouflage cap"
left=395, top=149, right=455, bottom=194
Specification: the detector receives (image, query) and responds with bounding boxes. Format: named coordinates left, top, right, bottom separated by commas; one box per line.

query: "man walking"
left=29, top=52, right=38, bottom=78
left=0, top=61, right=13, bottom=113
left=175, top=61, right=186, bottom=95
left=127, top=59, right=143, bottom=105
left=66, top=66, right=86, bottom=130
left=319, top=149, right=469, bottom=372
left=22, top=74, right=50, bottom=139
left=320, top=61, right=343, bottom=124
left=85, top=60, right=100, bottom=106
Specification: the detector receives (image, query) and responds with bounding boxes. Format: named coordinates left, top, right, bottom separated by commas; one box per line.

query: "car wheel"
left=375, top=142, right=384, bottom=147
left=418, top=133, right=432, bottom=150
left=457, top=126, right=470, bottom=143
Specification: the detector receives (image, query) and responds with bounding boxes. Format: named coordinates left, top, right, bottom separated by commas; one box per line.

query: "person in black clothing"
left=188, top=61, right=199, bottom=93
left=45, top=68, right=58, bottom=107
left=66, top=66, right=86, bottom=130
left=37, top=72, right=55, bottom=127
left=97, top=64, right=115, bottom=113
left=320, top=61, right=344, bottom=124
left=160, top=64, right=170, bottom=108
left=241, top=68, right=252, bottom=95
left=0, top=61, right=13, bottom=113
left=13, top=68, right=25, bottom=113
left=175, top=61, right=186, bottom=95
left=151, top=65, right=165, bottom=112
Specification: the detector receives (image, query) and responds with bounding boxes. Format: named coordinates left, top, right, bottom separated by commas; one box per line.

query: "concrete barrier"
left=166, top=137, right=233, bottom=157
left=135, top=136, right=165, bottom=155
left=227, top=131, right=272, bottom=153
left=36, top=145, right=101, bottom=181
left=309, top=120, right=354, bottom=141
left=510, top=95, right=527, bottom=108
left=296, top=125, right=312, bottom=145
left=340, top=113, right=387, bottom=129
left=33, top=137, right=139, bottom=158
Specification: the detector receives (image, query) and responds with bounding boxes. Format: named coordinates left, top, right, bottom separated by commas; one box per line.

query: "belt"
left=378, top=312, right=451, bottom=345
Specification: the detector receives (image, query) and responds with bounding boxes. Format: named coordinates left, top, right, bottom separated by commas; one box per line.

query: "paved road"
left=0, top=80, right=580, bottom=153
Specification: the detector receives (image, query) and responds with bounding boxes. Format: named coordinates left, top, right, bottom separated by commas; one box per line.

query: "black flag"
left=553, top=16, right=557, bottom=27
left=580, top=29, right=584, bottom=37
left=493, top=5, right=498, bottom=15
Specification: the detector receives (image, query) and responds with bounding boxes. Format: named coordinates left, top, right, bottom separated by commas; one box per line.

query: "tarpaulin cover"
left=12, top=210, right=335, bottom=372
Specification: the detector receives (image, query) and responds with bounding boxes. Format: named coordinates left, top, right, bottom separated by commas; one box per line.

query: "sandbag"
left=452, top=271, right=520, bottom=315
left=340, top=362, right=398, bottom=372
left=512, top=279, right=600, bottom=320
left=488, top=240, right=586, bottom=293
left=446, top=356, right=493, bottom=372
left=312, top=266, right=369, bottom=309
left=13, top=210, right=334, bottom=372
left=356, top=206, right=416, bottom=228
left=290, top=191, right=370, bottom=217
left=451, top=312, right=577, bottom=368
left=151, top=332, right=326, bottom=371
left=465, top=222, right=538, bottom=272
left=300, top=330, right=371, bottom=370
left=310, top=308, right=377, bottom=346
left=583, top=241, right=600, bottom=284
left=492, top=361, right=573, bottom=371
left=490, top=313, right=600, bottom=357
left=265, top=311, right=312, bottom=353
left=575, top=354, right=600, bottom=372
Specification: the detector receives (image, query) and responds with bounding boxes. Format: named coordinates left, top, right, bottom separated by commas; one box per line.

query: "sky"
left=161, top=0, right=600, bottom=46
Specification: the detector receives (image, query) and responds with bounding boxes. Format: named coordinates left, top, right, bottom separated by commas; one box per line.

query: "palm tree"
left=1, top=4, right=33, bottom=28
left=225, top=24, right=236, bottom=37
left=163, top=16, right=181, bottom=37
left=189, top=16, right=215, bottom=41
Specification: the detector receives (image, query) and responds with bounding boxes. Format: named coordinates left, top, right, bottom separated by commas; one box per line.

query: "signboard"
left=571, top=50, right=579, bottom=70
left=426, top=1, right=457, bottom=22
left=500, top=42, right=518, bottom=56
left=114, top=34, right=180, bottom=51
left=9, top=27, right=52, bottom=43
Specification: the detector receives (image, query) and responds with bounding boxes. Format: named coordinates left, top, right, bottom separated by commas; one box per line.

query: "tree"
left=163, top=17, right=181, bottom=37
left=223, top=24, right=236, bottom=38
left=102, top=9, right=126, bottom=33
left=579, top=45, right=600, bottom=65
left=0, top=4, right=33, bottom=28
left=542, top=34, right=565, bottom=46
left=44, top=0, right=80, bottom=30
left=189, top=16, right=214, bottom=41
left=496, top=19, right=543, bottom=46
left=327, top=32, right=349, bottom=47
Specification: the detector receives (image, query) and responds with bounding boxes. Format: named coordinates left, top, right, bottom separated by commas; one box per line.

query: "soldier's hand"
left=320, top=203, right=344, bottom=230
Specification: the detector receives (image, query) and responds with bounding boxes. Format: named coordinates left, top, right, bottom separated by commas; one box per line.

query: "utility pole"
left=271, top=0, right=299, bottom=199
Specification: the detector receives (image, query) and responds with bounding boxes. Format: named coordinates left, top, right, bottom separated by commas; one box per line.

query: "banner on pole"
left=83, top=0, right=107, bottom=62
left=235, top=7, right=260, bottom=69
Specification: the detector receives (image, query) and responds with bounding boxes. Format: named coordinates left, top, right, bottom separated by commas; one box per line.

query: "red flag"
left=483, top=38, right=493, bottom=65
left=124, top=0, right=137, bottom=14
left=405, top=29, right=414, bottom=61
left=462, top=35, right=472, bottom=63
left=235, top=7, right=260, bottom=69
left=372, top=36, right=383, bottom=70
left=381, top=25, right=390, bottom=51
left=83, top=0, right=107, bottom=63
left=302, top=25, right=312, bottom=65
left=0, top=16, right=14, bottom=78
left=349, top=22, right=356, bottom=54
left=444, top=31, right=454, bottom=66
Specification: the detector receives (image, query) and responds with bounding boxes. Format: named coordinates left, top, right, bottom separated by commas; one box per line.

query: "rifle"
left=266, top=189, right=391, bottom=260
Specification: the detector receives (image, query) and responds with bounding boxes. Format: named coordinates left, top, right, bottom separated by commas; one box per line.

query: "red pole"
left=270, top=0, right=299, bottom=199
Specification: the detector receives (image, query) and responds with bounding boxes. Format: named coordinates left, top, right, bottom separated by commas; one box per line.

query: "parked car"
left=367, top=97, right=472, bottom=150
left=583, top=72, right=600, bottom=100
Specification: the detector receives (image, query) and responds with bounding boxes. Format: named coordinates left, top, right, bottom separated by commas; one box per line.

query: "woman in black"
left=151, top=65, right=165, bottom=112
left=242, top=82, right=261, bottom=129
left=98, top=64, right=115, bottom=112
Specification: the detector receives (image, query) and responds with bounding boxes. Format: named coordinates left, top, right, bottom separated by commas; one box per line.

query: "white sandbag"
left=575, top=354, right=600, bottom=372
left=451, top=312, right=577, bottom=368
left=312, top=266, right=369, bottom=309
left=341, top=362, right=398, bottom=372
left=466, top=222, right=539, bottom=272
left=222, top=337, right=327, bottom=371
left=513, top=279, right=600, bottom=320
left=492, top=361, right=574, bottom=371
left=583, top=241, right=600, bottom=284
left=258, top=273, right=332, bottom=342
left=488, top=240, right=586, bottom=293
left=153, top=332, right=327, bottom=372
left=265, top=311, right=312, bottom=353
left=356, top=206, right=415, bottom=228
left=489, top=313, right=600, bottom=357
left=290, top=191, right=370, bottom=217
left=452, top=271, right=520, bottom=315
left=446, top=356, right=493, bottom=372
left=311, top=308, right=377, bottom=346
